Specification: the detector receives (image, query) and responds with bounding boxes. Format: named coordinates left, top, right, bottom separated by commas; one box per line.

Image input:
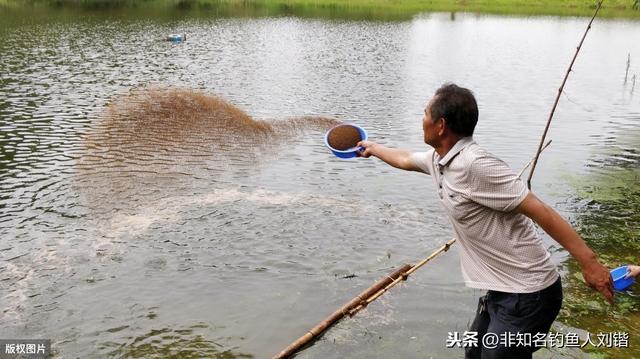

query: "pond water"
left=1, top=7, right=639, bottom=358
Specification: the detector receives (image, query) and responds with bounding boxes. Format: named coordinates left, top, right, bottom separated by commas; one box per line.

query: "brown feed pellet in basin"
left=327, top=125, right=362, bottom=151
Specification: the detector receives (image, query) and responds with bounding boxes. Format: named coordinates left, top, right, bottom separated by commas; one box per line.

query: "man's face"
left=422, top=99, right=441, bottom=146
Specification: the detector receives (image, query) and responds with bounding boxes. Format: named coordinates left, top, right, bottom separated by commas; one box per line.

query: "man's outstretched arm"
left=357, top=140, right=422, bottom=172
left=516, top=192, right=614, bottom=304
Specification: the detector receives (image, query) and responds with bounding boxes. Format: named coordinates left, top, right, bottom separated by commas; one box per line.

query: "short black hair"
left=429, top=83, right=478, bottom=137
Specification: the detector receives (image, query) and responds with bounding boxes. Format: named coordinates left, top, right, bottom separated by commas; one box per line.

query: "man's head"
left=422, top=83, right=478, bottom=146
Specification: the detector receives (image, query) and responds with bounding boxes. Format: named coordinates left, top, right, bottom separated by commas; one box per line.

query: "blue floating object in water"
left=166, top=34, right=186, bottom=42
left=611, top=265, right=635, bottom=291
left=324, top=123, right=367, bottom=159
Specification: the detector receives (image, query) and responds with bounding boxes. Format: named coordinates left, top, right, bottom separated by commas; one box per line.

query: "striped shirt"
left=411, top=137, right=558, bottom=293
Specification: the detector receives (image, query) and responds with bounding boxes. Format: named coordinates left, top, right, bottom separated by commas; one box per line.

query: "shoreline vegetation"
left=1, top=0, right=640, bottom=20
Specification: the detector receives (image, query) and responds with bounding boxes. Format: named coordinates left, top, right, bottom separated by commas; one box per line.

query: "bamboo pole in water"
left=348, top=238, right=456, bottom=316
left=273, top=263, right=413, bottom=359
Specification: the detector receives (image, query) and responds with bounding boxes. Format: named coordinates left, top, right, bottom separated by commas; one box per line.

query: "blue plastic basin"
left=324, top=124, right=367, bottom=159
left=611, top=265, right=635, bottom=291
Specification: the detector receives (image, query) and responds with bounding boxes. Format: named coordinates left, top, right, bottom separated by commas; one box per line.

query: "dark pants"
left=465, top=277, right=563, bottom=359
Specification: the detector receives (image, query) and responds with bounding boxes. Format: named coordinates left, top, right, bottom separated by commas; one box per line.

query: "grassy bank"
left=2, top=0, right=640, bottom=19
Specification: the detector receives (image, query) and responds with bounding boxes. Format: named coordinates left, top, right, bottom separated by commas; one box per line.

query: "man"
left=357, top=83, right=614, bottom=359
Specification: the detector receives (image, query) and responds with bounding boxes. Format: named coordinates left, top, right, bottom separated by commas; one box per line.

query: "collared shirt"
left=411, top=137, right=558, bottom=293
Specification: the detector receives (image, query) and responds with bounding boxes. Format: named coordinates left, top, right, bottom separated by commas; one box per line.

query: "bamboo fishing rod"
left=526, top=0, right=604, bottom=189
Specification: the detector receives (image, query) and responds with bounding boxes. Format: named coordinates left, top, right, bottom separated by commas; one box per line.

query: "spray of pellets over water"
left=76, top=87, right=341, bottom=210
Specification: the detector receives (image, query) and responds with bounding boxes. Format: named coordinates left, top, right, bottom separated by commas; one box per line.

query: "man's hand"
left=581, top=259, right=614, bottom=305
left=625, top=265, right=640, bottom=279
left=356, top=140, right=376, bottom=158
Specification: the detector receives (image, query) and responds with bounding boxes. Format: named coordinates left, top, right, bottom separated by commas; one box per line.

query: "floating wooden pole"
left=348, top=238, right=456, bottom=316
left=273, top=263, right=412, bottom=359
